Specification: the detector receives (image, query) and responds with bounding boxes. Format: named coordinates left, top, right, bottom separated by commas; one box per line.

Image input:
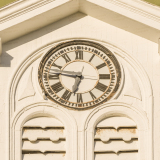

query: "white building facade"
left=0, top=0, right=160, bottom=160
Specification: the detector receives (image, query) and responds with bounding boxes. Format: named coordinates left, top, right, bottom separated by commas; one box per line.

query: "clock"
left=38, top=40, right=121, bottom=109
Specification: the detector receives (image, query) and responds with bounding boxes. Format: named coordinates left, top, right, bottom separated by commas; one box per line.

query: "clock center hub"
left=60, top=61, right=99, bottom=93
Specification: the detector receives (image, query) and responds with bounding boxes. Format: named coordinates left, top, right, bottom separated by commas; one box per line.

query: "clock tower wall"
left=0, top=13, right=156, bottom=160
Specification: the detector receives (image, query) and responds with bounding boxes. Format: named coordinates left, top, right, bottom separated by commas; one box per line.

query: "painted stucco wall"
left=0, top=12, right=159, bottom=160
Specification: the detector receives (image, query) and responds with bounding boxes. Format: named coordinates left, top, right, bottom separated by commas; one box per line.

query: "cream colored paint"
left=0, top=12, right=157, bottom=160
left=0, top=0, right=160, bottom=44
left=0, top=0, right=160, bottom=160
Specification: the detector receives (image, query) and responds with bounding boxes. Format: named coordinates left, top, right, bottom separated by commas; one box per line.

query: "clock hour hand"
left=50, top=69, right=82, bottom=76
left=72, top=76, right=81, bottom=93
left=72, top=66, right=84, bottom=93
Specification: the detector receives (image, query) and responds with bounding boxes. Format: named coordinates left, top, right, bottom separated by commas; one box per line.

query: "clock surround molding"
left=38, top=40, right=122, bottom=109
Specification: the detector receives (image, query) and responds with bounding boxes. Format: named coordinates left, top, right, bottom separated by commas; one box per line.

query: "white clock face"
left=60, top=61, right=99, bottom=94
left=38, top=40, right=121, bottom=109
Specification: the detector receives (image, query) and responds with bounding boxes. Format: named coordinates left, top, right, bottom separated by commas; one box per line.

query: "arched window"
left=94, top=116, right=138, bottom=160
left=22, top=117, right=66, bottom=160
left=11, top=103, right=77, bottom=160
left=85, top=103, right=149, bottom=160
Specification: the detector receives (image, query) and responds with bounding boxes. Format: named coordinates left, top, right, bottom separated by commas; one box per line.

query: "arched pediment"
left=6, top=38, right=153, bottom=160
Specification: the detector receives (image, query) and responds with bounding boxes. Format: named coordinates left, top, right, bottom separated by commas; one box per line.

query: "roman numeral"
left=47, top=88, right=53, bottom=94
left=43, top=73, right=47, bottom=81
left=51, top=82, right=64, bottom=93
left=52, top=63, right=62, bottom=69
left=96, top=63, right=106, bottom=70
left=77, top=94, right=83, bottom=103
left=89, top=54, right=95, bottom=62
left=99, top=74, right=110, bottom=79
left=49, top=74, right=59, bottom=80
left=61, top=90, right=72, bottom=101
left=62, top=54, right=71, bottom=63
left=89, top=91, right=96, bottom=100
left=95, top=82, right=107, bottom=92
left=75, top=50, right=83, bottom=60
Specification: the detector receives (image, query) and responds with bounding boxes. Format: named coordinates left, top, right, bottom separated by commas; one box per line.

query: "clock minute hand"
left=50, top=69, right=82, bottom=76
left=83, top=75, right=98, bottom=80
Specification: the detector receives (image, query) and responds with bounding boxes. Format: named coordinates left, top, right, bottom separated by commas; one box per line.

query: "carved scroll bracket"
left=18, top=67, right=35, bottom=101
left=123, top=67, right=142, bottom=101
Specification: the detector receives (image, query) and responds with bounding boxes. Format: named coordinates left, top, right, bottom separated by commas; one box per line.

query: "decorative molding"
left=0, top=0, right=78, bottom=43
left=123, top=67, right=142, bottom=101
left=0, top=0, right=160, bottom=43
left=1, top=0, right=160, bottom=27
left=18, top=67, right=35, bottom=101
left=86, top=0, right=160, bottom=30
left=0, top=0, right=70, bottom=24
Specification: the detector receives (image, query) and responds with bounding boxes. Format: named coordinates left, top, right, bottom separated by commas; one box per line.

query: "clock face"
left=38, top=40, right=121, bottom=109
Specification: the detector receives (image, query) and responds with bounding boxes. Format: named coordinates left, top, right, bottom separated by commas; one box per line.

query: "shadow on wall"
left=1, top=8, right=160, bottom=67
left=0, top=52, right=13, bottom=67
left=1, top=12, right=86, bottom=67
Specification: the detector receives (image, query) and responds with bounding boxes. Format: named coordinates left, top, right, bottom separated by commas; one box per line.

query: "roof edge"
left=86, top=0, right=160, bottom=30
